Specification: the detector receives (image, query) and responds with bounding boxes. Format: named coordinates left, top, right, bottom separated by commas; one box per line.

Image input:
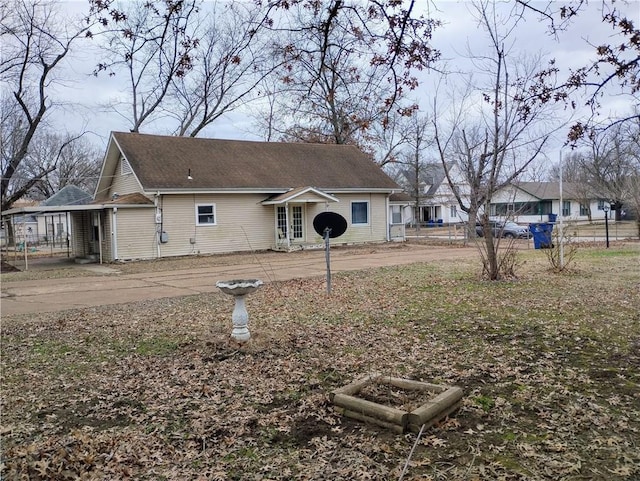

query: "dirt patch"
left=1, top=260, right=20, bottom=272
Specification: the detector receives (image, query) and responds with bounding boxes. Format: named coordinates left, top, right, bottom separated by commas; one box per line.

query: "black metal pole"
left=324, top=228, right=332, bottom=294
left=605, top=211, right=610, bottom=248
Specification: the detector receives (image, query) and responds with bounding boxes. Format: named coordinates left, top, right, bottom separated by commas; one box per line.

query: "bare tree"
left=90, top=0, right=200, bottom=133
left=389, top=115, right=432, bottom=232
left=514, top=0, right=640, bottom=142
left=432, top=0, right=555, bottom=280
left=0, top=0, right=94, bottom=212
left=583, top=124, right=637, bottom=221
left=168, top=2, right=279, bottom=137
left=21, top=133, right=101, bottom=200
left=624, top=117, right=640, bottom=235
left=548, top=150, right=594, bottom=221
left=258, top=0, right=439, bottom=153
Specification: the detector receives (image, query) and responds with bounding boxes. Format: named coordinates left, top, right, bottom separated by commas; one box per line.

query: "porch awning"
left=261, top=186, right=339, bottom=205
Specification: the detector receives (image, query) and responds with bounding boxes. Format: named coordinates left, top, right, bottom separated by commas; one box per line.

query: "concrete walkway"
left=1, top=244, right=478, bottom=317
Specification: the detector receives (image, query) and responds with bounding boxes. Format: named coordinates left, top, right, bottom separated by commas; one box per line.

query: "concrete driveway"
left=1, top=243, right=478, bottom=316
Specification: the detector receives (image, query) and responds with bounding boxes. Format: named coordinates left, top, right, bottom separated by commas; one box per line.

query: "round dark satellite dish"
left=313, top=212, right=347, bottom=238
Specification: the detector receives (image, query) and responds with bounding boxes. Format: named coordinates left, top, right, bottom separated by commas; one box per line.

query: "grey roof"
left=389, top=192, right=413, bottom=202
left=515, top=182, right=589, bottom=200
left=423, top=164, right=448, bottom=196
left=41, top=185, right=93, bottom=206
left=111, top=132, right=399, bottom=191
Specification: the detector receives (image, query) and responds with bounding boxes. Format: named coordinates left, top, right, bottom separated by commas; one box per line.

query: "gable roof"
left=106, top=132, right=400, bottom=193
left=262, top=186, right=339, bottom=205
left=41, top=185, right=93, bottom=206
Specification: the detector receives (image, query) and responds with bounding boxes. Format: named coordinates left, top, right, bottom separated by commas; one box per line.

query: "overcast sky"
left=51, top=0, right=639, bottom=161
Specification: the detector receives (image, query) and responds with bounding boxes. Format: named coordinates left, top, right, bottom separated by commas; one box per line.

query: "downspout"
left=98, top=211, right=103, bottom=264
left=66, top=212, right=71, bottom=257
left=112, top=207, right=118, bottom=260
left=155, top=192, right=161, bottom=259
left=274, top=207, right=279, bottom=247
left=385, top=194, right=391, bottom=241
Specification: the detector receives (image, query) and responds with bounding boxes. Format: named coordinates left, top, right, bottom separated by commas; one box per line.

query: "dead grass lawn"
left=1, top=245, right=639, bottom=480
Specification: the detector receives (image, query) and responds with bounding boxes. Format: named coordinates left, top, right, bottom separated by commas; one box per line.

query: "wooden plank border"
left=330, top=373, right=463, bottom=433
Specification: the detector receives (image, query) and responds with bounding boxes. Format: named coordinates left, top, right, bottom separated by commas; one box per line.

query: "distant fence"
left=1, top=233, right=71, bottom=255
left=404, top=220, right=638, bottom=243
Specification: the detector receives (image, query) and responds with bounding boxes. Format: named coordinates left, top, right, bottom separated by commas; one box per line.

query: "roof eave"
left=1, top=203, right=154, bottom=216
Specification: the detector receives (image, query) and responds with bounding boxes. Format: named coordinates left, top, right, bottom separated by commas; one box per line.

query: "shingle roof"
left=41, top=185, right=92, bottom=206
left=389, top=192, right=412, bottom=202
left=515, top=182, right=585, bottom=199
left=98, top=192, right=154, bottom=205
left=112, top=132, right=399, bottom=191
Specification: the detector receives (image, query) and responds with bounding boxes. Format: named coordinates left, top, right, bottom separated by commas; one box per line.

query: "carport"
left=1, top=204, right=106, bottom=270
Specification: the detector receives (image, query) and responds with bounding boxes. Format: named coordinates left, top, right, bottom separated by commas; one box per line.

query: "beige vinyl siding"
left=115, top=208, right=158, bottom=260
left=158, top=194, right=274, bottom=256
left=108, top=158, right=144, bottom=197
left=101, top=211, right=113, bottom=261
left=71, top=211, right=91, bottom=257
left=305, top=193, right=388, bottom=244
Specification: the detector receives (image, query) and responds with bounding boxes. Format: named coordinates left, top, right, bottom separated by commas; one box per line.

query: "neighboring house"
left=421, top=163, right=470, bottom=225
left=491, top=182, right=611, bottom=223
left=54, top=132, right=402, bottom=262
left=401, top=163, right=469, bottom=226
left=1, top=198, right=39, bottom=248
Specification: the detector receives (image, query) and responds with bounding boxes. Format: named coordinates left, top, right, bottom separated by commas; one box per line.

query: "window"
left=562, top=200, right=571, bottom=216
left=597, top=200, right=605, bottom=210
left=491, top=201, right=552, bottom=216
left=450, top=205, right=457, bottom=218
left=351, top=201, right=369, bottom=225
left=579, top=203, right=589, bottom=216
left=277, top=206, right=287, bottom=237
left=391, top=205, right=402, bottom=224
left=196, top=204, right=216, bottom=225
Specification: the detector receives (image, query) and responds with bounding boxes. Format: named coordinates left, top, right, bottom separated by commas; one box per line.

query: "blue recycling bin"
left=548, top=213, right=557, bottom=223
left=529, top=223, right=553, bottom=249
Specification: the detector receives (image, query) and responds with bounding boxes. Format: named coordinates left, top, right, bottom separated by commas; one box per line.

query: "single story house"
left=490, top=182, right=611, bottom=223
left=45, top=132, right=403, bottom=262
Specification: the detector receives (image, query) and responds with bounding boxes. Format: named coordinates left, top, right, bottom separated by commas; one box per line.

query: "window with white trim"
left=391, top=205, right=402, bottom=224
left=351, top=201, right=369, bottom=225
left=450, top=205, right=457, bottom=218
left=196, top=204, right=216, bottom=225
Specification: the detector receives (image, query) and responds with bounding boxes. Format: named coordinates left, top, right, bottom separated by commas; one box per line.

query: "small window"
left=121, top=157, right=132, bottom=175
left=196, top=204, right=216, bottom=225
left=391, top=205, right=402, bottom=224
left=450, top=205, right=457, bottom=218
left=597, top=200, right=605, bottom=210
left=562, top=200, right=571, bottom=216
left=351, top=201, right=369, bottom=225
left=579, top=203, right=589, bottom=216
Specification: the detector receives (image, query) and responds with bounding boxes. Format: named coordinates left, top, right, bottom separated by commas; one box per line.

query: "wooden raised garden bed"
left=330, top=373, right=463, bottom=433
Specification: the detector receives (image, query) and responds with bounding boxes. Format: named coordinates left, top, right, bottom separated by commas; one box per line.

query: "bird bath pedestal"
left=216, top=279, right=263, bottom=343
